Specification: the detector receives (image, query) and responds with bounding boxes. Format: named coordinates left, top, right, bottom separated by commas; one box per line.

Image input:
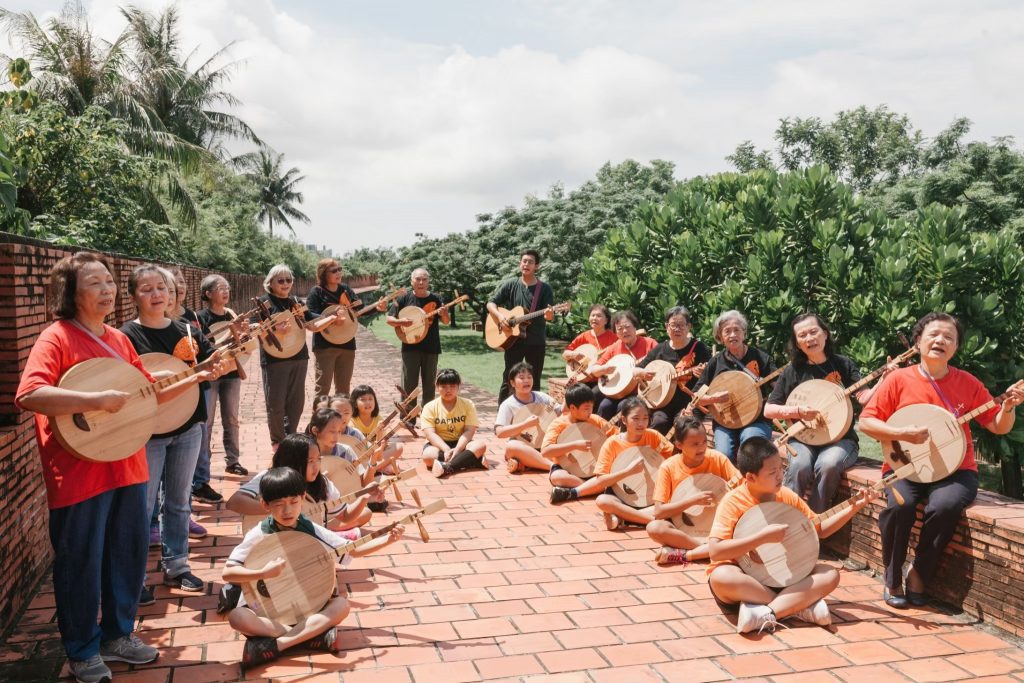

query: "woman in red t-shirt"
left=860, top=312, right=1023, bottom=609
left=588, top=310, right=659, bottom=421
left=15, top=253, right=214, bottom=682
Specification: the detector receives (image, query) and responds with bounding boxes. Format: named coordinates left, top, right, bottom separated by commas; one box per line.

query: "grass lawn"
left=364, top=317, right=567, bottom=396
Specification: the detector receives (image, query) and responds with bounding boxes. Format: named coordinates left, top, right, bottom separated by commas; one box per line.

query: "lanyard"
left=70, top=320, right=130, bottom=362
left=920, top=365, right=960, bottom=416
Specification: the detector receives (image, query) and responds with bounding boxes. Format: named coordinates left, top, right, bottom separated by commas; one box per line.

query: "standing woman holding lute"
left=859, top=312, right=1024, bottom=608
left=692, top=310, right=778, bottom=462
left=306, top=258, right=367, bottom=407
left=121, top=265, right=223, bottom=600
left=763, top=313, right=886, bottom=512
left=14, top=253, right=206, bottom=682
left=257, top=264, right=318, bottom=448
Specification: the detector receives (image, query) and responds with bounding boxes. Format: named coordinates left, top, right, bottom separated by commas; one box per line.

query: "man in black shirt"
left=486, top=249, right=554, bottom=404
left=387, top=267, right=449, bottom=405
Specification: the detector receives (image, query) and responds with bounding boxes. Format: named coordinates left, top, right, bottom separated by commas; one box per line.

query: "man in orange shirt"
left=707, top=436, right=874, bottom=633
left=647, top=415, right=740, bottom=566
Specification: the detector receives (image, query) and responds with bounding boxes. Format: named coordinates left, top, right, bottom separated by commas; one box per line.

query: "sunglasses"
left=276, top=277, right=294, bottom=284
left=327, top=267, right=341, bottom=274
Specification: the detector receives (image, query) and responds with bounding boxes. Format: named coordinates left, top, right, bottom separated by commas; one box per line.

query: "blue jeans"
left=194, top=377, right=243, bottom=487
left=49, top=483, right=148, bottom=661
left=146, top=423, right=203, bottom=578
left=713, top=420, right=773, bottom=463
left=783, top=438, right=859, bottom=513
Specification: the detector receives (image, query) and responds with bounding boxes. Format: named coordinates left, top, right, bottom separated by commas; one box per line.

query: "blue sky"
left=4, top=1, right=1023, bottom=253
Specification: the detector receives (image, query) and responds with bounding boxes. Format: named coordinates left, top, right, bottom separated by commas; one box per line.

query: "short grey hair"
left=713, top=310, right=748, bottom=343
left=411, top=267, right=430, bottom=280
left=263, top=264, right=293, bottom=293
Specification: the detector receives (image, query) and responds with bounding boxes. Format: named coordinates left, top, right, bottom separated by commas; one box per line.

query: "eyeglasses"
left=327, top=268, right=341, bottom=274
left=276, top=277, right=294, bottom=284
left=667, top=323, right=689, bottom=331
left=213, top=286, right=230, bottom=293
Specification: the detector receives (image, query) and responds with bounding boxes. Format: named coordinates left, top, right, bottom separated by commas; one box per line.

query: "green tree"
left=233, top=146, right=310, bottom=237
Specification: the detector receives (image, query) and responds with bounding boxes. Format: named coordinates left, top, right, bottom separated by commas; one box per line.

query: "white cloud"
left=2, top=0, right=1023, bottom=252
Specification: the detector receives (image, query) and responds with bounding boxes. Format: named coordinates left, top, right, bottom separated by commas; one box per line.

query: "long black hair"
left=272, top=433, right=328, bottom=502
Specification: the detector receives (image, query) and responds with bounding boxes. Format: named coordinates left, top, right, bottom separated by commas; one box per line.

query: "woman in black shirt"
left=306, top=258, right=363, bottom=406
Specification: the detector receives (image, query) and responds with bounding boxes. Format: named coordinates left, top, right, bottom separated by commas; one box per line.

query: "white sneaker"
left=736, top=603, right=781, bottom=634
left=792, top=598, right=831, bottom=626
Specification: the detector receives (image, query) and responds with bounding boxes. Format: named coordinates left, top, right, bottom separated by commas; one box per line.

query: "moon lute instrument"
left=51, top=337, right=256, bottom=462
left=565, top=343, right=600, bottom=383
left=610, top=445, right=665, bottom=508
left=322, top=288, right=408, bottom=345
left=882, top=379, right=1024, bottom=482
left=638, top=361, right=705, bottom=410
left=240, top=495, right=446, bottom=625
left=784, top=347, right=918, bottom=446
left=669, top=472, right=741, bottom=536
left=734, top=464, right=914, bottom=587
left=704, top=364, right=787, bottom=429
left=139, top=353, right=199, bottom=434
left=395, top=293, right=469, bottom=344
left=554, top=421, right=609, bottom=478
left=599, top=354, right=640, bottom=399
left=485, top=302, right=572, bottom=351
left=512, top=403, right=558, bottom=449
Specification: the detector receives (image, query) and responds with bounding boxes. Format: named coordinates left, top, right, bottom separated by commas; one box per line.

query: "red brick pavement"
left=3, top=329, right=1023, bottom=681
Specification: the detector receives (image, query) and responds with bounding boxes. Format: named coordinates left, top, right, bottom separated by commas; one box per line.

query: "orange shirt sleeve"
left=653, top=456, right=681, bottom=504
left=644, top=429, right=675, bottom=458
left=597, top=341, right=625, bottom=365
left=565, top=331, right=590, bottom=352
left=595, top=436, right=626, bottom=475
left=707, top=451, right=741, bottom=482
left=591, top=414, right=619, bottom=437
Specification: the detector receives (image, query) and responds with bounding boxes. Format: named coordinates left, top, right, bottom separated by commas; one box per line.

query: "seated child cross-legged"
left=223, top=467, right=403, bottom=673
left=544, top=383, right=619, bottom=504
left=593, top=397, right=675, bottom=530
left=421, top=369, right=488, bottom=477
left=495, top=361, right=561, bottom=473
left=707, top=436, right=875, bottom=633
left=646, top=414, right=740, bottom=566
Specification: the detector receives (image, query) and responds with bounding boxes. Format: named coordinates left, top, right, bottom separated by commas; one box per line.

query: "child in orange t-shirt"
left=593, top=398, right=674, bottom=530
left=544, top=384, right=620, bottom=504
left=707, top=436, right=874, bottom=634
left=646, top=414, right=740, bottom=566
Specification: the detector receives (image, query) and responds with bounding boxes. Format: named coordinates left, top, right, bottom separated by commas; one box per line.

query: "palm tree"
left=234, top=147, right=310, bottom=237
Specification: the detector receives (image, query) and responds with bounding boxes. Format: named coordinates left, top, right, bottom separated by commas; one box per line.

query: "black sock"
left=447, top=449, right=482, bottom=472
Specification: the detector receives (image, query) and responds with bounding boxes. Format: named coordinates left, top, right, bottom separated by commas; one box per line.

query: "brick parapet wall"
left=0, top=233, right=374, bottom=637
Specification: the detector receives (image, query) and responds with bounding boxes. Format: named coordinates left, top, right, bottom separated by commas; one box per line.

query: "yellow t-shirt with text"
left=421, top=396, right=479, bottom=443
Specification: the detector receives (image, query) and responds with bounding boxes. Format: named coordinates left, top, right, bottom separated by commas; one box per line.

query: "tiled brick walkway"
left=3, top=329, right=1023, bottom=682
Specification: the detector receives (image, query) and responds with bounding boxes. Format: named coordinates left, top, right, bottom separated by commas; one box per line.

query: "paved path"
left=2, top=328, right=1023, bottom=682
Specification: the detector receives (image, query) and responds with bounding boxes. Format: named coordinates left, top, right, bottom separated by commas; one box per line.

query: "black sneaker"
left=164, top=572, right=204, bottom=592
left=241, top=636, right=279, bottom=673
left=225, top=463, right=249, bottom=476
left=550, top=487, right=577, bottom=505
left=139, top=585, right=155, bottom=607
left=367, top=500, right=389, bottom=513
left=304, top=626, right=337, bottom=652
left=192, top=483, right=223, bottom=504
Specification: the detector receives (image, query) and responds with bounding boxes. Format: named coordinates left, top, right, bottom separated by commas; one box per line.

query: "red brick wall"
left=0, top=233, right=374, bottom=635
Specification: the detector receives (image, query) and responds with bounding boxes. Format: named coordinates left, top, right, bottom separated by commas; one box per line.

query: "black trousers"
left=498, top=341, right=546, bottom=404
left=877, top=469, right=978, bottom=590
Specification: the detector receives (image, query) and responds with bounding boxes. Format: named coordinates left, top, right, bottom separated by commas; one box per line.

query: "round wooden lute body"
left=600, top=354, right=639, bottom=399
left=336, top=435, right=369, bottom=458
left=261, top=310, right=308, bottom=359
left=785, top=379, right=852, bottom=446
left=706, top=371, right=763, bottom=429
left=513, top=403, right=557, bottom=449
left=565, top=343, right=600, bottom=379
left=140, top=353, right=199, bottom=434
left=395, top=305, right=431, bottom=344
left=734, top=501, right=819, bottom=588
left=882, top=403, right=966, bottom=483
left=638, top=360, right=677, bottom=409
left=240, top=531, right=337, bottom=626
left=556, top=421, right=607, bottom=478
left=321, top=455, right=363, bottom=496
left=321, top=304, right=360, bottom=345
left=610, top=445, right=664, bottom=508
left=669, top=473, right=729, bottom=537
left=51, top=357, right=157, bottom=462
